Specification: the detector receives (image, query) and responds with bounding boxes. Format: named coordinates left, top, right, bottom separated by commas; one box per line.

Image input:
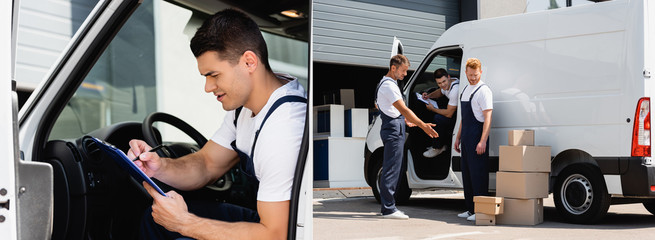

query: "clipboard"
left=90, top=137, right=167, bottom=196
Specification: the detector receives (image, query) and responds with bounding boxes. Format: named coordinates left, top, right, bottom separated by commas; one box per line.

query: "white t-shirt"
left=440, top=78, right=460, bottom=107
left=460, top=81, right=493, bottom=122
left=211, top=74, right=307, bottom=202
left=376, top=76, right=403, bottom=118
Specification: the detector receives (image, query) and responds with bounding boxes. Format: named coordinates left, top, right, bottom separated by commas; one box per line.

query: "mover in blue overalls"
left=127, top=9, right=307, bottom=240
left=376, top=54, right=439, bottom=219
left=454, top=58, right=493, bottom=222
left=422, top=68, right=460, bottom=158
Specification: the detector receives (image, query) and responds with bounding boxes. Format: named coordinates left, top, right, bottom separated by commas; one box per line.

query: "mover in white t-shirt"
left=421, top=68, right=460, bottom=158
left=375, top=54, right=438, bottom=220
left=126, top=9, right=306, bottom=240
left=453, top=58, right=493, bottom=222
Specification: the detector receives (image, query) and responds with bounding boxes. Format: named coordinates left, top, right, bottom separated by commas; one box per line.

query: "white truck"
left=365, top=0, right=655, bottom=223
left=1, top=0, right=310, bottom=239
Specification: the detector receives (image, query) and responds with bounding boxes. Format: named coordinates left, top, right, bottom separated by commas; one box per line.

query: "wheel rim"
left=560, top=173, right=593, bottom=215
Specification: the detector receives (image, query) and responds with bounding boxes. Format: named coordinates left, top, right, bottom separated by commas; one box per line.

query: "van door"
left=403, top=46, right=463, bottom=184
left=2, top=1, right=54, bottom=239
left=0, top=1, right=18, bottom=238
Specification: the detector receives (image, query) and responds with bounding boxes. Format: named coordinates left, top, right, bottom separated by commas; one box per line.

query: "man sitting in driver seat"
left=421, top=68, right=459, bottom=158
left=127, top=8, right=306, bottom=240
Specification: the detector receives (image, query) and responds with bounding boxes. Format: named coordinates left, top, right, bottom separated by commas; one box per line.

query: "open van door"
left=0, top=0, right=18, bottom=238
left=1, top=0, right=54, bottom=239
left=391, top=36, right=404, bottom=57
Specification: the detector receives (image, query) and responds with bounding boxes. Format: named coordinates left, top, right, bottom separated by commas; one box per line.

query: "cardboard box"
left=499, top=145, right=551, bottom=172
left=475, top=213, right=496, bottom=226
left=496, top=172, right=549, bottom=199
left=474, top=196, right=504, bottom=215
left=508, top=129, right=534, bottom=146
left=496, top=198, right=543, bottom=225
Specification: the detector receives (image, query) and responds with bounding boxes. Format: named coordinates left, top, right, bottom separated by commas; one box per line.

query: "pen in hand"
left=132, top=145, right=165, bottom=162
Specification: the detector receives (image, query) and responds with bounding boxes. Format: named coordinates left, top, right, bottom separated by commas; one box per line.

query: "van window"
left=410, top=48, right=462, bottom=95
left=48, top=0, right=309, bottom=142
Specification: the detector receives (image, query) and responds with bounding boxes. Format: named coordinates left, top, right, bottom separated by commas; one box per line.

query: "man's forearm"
left=479, top=110, right=493, bottom=143
left=181, top=216, right=284, bottom=240
left=156, top=152, right=218, bottom=191
left=179, top=201, right=289, bottom=240
left=433, top=106, right=456, bottom=118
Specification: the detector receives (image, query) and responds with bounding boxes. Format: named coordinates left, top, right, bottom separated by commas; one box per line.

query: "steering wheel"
left=142, top=112, right=232, bottom=191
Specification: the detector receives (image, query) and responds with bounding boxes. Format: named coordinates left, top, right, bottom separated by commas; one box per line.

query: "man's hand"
left=425, top=103, right=436, bottom=112
left=419, top=123, right=439, bottom=138
left=422, top=92, right=429, bottom=100
left=454, top=137, right=461, bottom=153
left=476, top=141, right=487, bottom=155
left=144, top=182, right=194, bottom=234
left=127, top=139, right=163, bottom=178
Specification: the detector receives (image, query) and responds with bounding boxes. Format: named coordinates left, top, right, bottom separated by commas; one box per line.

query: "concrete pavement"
left=313, top=188, right=655, bottom=240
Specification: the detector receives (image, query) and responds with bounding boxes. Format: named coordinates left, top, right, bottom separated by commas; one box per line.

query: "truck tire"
left=642, top=201, right=655, bottom=215
left=554, top=164, right=611, bottom=224
left=370, top=157, right=412, bottom=204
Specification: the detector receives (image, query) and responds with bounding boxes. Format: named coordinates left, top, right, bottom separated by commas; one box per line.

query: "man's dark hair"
left=433, top=68, right=449, bottom=80
left=389, top=54, right=409, bottom=68
left=190, top=9, right=271, bottom=71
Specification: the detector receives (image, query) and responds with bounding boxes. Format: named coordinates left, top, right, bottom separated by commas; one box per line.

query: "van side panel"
left=457, top=1, right=634, bottom=159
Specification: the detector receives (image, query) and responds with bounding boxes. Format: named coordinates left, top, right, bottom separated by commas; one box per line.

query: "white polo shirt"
left=460, top=81, right=493, bottom=122
left=211, top=74, right=307, bottom=202
left=376, top=76, right=403, bottom=118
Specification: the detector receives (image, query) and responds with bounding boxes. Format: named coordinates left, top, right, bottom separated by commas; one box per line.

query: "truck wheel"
left=642, top=201, right=655, bottom=215
left=554, top=164, right=611, bottom=224
left=370, top=158, right=412, bottom=204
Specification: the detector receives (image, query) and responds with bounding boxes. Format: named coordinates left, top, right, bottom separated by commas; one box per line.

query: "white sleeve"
left=477, top=86, right=493, bottom=111
left=210, top=110, right=237, bottom=149
left=254, top=102, right=306, bottom=202
left=379, top=81, right=402, bottom=105
left=447, top=84, right=459, bottom=106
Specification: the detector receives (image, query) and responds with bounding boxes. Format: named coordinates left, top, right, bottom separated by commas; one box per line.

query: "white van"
left=1, top=0, right=310, bottom=239
left=365, top=0, right=655, bottom=224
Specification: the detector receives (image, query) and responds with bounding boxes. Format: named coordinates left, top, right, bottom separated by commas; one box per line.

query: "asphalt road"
left=313, top=189, right=655, bottom=240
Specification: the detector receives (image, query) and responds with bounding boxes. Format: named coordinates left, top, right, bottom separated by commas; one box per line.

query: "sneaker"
left=457, top=211, right=473, bottom=218
left=466, top=214, right=476, bottom=221
left=423, top=146, right=446, bottom=158
left=382, top=210, right=409, bottom=220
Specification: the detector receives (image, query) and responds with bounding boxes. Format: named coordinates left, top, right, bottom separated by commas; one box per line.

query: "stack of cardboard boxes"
left=474, top=130, right=551, bottom=226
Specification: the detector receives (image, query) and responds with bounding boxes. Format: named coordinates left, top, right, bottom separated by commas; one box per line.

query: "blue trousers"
left=379, top=114, right=406, bottom=215
left=140, top=200, right=260, bottom=239
left=460, top=139, right=490, bottom=213
left=431, top=114, right=455, bottom=148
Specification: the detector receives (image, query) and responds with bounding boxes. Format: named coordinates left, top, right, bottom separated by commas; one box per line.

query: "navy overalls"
left=431, top=81, right=458, bottom=149
left=459, top=84, right=490, bottom=214
left=140, top=95, right=306, bottom=240
left=376, top=78, right=406, bottom=215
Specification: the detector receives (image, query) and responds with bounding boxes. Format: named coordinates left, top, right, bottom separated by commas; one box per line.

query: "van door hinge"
left=645, top=68, right=651, bottom=78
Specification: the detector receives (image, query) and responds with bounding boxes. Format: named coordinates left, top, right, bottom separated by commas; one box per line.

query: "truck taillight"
left=632, top=98, right=651, bottom=157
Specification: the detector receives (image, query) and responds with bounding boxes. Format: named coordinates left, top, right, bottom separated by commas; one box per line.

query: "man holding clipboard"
left=127, top=9, right=306, bottom=240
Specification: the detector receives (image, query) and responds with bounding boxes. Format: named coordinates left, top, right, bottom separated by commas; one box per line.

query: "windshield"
left=48, top=0, right=308, bottom=142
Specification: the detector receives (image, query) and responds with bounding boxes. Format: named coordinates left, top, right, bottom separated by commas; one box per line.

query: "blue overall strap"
left=234, top=106, right=243, bottom=126
left=375, top=78, right=397, bottom=108
left=468, top=84, right=487, bottom=101
left=459, top=84, right=486, bottom=101
left=250, top=95, right=307, bottom=159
